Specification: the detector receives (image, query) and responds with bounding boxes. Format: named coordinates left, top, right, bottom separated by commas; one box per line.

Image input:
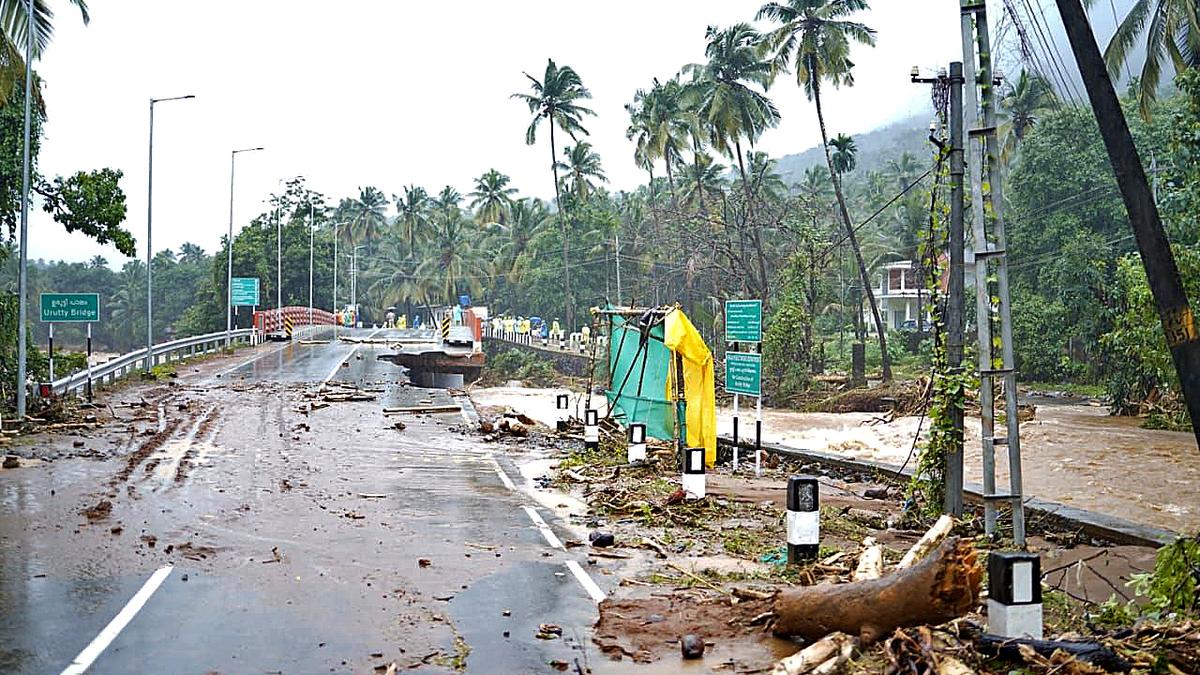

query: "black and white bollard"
left=556, top=394, right=570, bottom=432
left=627, top=423, right=647, bottom=463
left=682, top=447, right=705, bottom=500
left=987, top=551, right=1043, bottom=639
left=786, top=476, right=820, bottom=563
left=584, top=409, right=599, bottom=451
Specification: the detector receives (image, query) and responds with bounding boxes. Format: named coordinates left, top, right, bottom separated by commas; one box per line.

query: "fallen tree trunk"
left=773, top=537, right=981, bottom=643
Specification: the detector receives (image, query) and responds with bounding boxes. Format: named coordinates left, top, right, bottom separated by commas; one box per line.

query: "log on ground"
left=773, top=537, right=981, bottom=643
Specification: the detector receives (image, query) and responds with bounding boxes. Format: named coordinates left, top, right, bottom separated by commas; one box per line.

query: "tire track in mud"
left=113, top=416, right=190, bottom=484
left=174, top=405, right=221, bottom=483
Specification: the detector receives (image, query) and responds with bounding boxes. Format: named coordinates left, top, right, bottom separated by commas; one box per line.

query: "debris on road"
left=536, top=623, right=563, bottom=640
left=680, top=633, right=705, bottom=659
left=383, top=404, right=462, bottom=415
left=2, top=455, right=19, bottom=469
left=82, top=499, right=113, bottom=521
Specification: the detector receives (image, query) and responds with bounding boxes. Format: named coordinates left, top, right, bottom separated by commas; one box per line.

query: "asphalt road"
left=0, top=328, right=606, bottom=674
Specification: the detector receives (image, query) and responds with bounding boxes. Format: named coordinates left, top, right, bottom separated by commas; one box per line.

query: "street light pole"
left=16, top=0, right=34, bottom=417
left=146, top=93, right=195, bottom=370
left=277, top=208, right=283, bottom=331
left=333, top=221, right=339, bottom=337
left=226, top=147, right=263, bottom=345
left=308, top=202, right=314, bottom=329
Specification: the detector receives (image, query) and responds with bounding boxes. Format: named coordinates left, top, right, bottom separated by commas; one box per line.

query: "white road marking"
left=320, top=327, right=385, bottom=387
left=492, top=460, right=516, bottom=491
left=60, top=565, right=174, bottom=675
left=521, top=505, right=564, bottom=550
left=502, top=457, right=607, bottom=605
left=565, top=560, right=606, bottom=603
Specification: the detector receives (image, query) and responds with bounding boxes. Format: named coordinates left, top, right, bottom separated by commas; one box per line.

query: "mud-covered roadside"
left=471, top=407, right=1193, bottom=674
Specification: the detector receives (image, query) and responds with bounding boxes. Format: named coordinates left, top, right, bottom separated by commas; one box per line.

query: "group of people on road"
left=489, top=314, right=567, bottom=342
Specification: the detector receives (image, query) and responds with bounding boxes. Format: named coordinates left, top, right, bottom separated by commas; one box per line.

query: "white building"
left=865, top=260, right=928, bottom=333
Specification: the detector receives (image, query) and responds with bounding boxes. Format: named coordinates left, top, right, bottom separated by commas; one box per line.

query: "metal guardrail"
left=50, top=328, right=256, bottom=397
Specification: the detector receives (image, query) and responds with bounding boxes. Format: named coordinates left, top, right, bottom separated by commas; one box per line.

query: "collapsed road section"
left=375, top=319, right=486, bottom=388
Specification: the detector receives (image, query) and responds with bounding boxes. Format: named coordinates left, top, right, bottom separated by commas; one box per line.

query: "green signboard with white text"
left=725, top=351, right=762, bottom=396
left=231, top=277, right=260, bottom=306
left=40, top=293, right=99, bottom=323
left=724, top=300, right=762, bottom=343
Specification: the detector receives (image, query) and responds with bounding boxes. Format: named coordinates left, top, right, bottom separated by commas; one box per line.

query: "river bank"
left=470, top=385, right=1199, bottom=533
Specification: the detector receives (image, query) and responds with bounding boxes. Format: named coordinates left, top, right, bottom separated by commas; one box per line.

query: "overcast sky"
left=29, top=0, right=971, bottom=265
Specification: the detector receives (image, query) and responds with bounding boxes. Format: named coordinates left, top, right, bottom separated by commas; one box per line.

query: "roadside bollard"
left=556, top=394, right=569, bottom=432
left=584, top=409, right=599, bottom=451
left=627, top=423, right=646, bottom=463
left=786, top=476, right=820, bottom=563
left=987, top=551, right=1043, bottom=639
left=682, top=447, right=705, bottom=500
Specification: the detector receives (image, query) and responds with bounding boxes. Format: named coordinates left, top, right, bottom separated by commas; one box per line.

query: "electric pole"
left=946, top=62, right=966, bottom=517
left=1056, top=0, right=1200, bottom=448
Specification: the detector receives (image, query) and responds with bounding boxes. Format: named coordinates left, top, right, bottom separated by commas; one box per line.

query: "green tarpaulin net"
left=605, top=314, right=674, bottom=441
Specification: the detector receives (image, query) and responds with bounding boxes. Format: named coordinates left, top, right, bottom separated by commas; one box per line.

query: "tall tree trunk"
left=664, top=156, right=677, bottom=205
left=549, top=121, right=574, bottom=331
left=735, top=140, right=771, bottom=305
left=813, top=79, right=892, bottom=381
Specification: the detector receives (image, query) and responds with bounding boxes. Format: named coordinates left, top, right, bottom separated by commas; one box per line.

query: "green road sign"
left=40, top=293, right=99, bottom=323
left=725, top=299, right=762, bottom=342
left=231, top=277, right=260, bottom=306
left=725, top=351, right=762, bottom=396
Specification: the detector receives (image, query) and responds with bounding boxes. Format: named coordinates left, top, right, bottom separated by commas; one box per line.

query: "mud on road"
left=0, top=335, right=603, bottom=674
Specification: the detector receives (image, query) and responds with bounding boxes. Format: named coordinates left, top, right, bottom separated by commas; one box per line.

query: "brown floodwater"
left=473, top=386, right=1199, bottom=533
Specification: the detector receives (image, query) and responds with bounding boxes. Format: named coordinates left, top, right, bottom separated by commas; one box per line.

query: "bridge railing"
left=483, top=322, right=606, bottom=355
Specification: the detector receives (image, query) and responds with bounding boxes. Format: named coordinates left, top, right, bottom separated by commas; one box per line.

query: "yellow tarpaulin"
left=663, top=308, right=716, bottom=467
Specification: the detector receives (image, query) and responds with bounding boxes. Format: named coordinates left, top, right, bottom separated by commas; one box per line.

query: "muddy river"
left=471, top=387, right=1199, bottom=533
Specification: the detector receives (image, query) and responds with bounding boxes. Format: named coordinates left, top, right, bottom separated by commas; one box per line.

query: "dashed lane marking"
left=565, top=560, right=607, bottom=603
left=521, top=505, right=565, bottom=550
left=60, top=565, right=174, bottom=675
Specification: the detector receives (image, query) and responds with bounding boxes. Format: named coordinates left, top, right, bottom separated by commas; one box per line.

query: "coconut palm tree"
left=344, top=187, right=387, bottom=246
left=829, top=133, right=857, bottom=174
left=678, top=153, right=728, bottom=211
left=512, top=58, right=596, bottom=328
left=683, top=23, right=780, bottom=209
left=555, top=141, right=607, bottom=203
left=416, top=209, right=486, bottom=302
left=1097, top=0, right=1198, bottom=119
left=394, top=186, right=430, bottom=257
left=625, top=77, right=691, bottom=198
left=178, top=242, right=205, bottom=265
left=468, top=169, right=517, bottom=226
left=757, top=0, right=891, bottom=381
left=998, top=70, right=1057, bottom=163
left=0, top=0, right=89, bottom=105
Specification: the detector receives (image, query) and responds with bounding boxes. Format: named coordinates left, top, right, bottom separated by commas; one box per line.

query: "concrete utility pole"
left=1056, top=0, right=1200, bottom=448
left=946, top=62, right=966, bottom=517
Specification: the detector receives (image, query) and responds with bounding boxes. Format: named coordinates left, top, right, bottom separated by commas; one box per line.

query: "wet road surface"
left=0, top=328, right=607, bottom=674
